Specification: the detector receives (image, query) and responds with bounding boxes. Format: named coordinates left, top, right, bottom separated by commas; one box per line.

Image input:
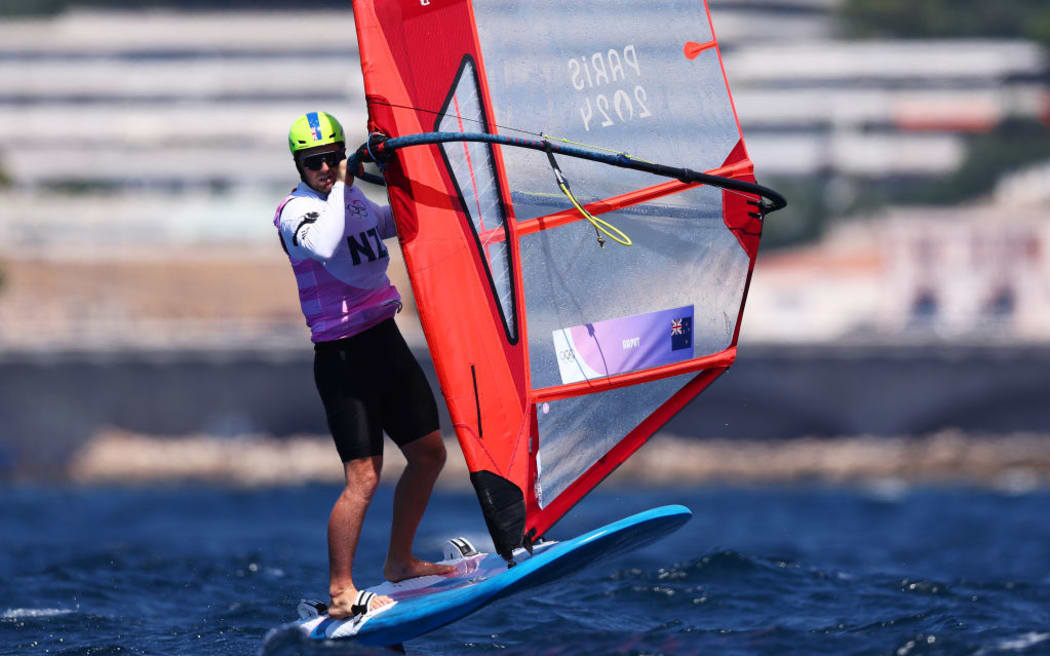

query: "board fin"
left=469, top=470, right=525, bottom=563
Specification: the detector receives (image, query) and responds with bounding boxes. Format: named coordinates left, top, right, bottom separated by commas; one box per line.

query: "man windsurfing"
left=273, top=111, right=454, bottom=620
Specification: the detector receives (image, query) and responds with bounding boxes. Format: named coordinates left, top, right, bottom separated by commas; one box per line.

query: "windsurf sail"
left=349, top=0, right=784, bottom=562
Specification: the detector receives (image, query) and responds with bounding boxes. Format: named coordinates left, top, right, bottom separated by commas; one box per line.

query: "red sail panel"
left=352, top=0, right=533, bottom=556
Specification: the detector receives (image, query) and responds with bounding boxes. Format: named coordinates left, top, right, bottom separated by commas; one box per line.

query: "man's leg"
left=328, top=455, right=394, bottom=618
left=383, top=430, right=456, bottom=582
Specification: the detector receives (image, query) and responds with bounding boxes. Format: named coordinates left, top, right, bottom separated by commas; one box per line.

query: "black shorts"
left=313, top=319, right=440, bottom=462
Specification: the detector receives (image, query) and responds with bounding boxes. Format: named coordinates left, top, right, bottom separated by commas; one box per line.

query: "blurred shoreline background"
left=1, top=0, right=1049, bottom=486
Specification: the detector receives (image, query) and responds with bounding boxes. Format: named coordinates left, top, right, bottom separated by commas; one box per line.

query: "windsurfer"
left=274, top=111, right=454, bottom=619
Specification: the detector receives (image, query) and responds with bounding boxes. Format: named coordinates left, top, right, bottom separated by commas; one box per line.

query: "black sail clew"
left=469, top=470, right=525, bottom=563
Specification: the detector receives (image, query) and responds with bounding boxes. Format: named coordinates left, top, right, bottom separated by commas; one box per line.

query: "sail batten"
left=530, top=347, right=737, bottom=403
left=351, top=0, right=779, bottom=558
left=512, top=169, right=757, bottom=237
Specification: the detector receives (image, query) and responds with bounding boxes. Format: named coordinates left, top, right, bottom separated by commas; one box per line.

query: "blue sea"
left=3, top=483, right=1049, bottom=656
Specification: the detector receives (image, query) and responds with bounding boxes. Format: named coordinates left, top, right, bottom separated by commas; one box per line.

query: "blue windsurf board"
left=265, top=504, right=691, bottom=648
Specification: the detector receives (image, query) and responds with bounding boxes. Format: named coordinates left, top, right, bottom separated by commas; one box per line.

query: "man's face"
left=298, top=144, right=345, bottom=194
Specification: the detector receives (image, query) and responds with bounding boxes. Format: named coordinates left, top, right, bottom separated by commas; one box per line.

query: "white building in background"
left=879, top=207, right=1049, bottom=342
left=0, top=7, right=1045, bottom=197
left=0, top=4, right=839, bottom=196
left=728, top=39, right=1050, bottom=178
left=744, top=169, right=1050, bottom=345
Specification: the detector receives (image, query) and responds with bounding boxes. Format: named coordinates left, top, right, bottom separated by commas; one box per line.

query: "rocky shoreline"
left=66, top=429, right=1050, bottom=491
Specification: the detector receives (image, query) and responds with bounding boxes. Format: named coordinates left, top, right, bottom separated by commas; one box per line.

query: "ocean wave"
left=1, top=608, right=74, bottom=619
left=974, top=632, right=1050, bottom=656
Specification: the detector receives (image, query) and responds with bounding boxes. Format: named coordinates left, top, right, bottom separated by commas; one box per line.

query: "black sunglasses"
left=301, top=151, right=345, bottom=171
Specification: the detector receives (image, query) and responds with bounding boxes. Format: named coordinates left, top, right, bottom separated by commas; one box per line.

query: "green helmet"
left=288, top=111, right=345, bottom=154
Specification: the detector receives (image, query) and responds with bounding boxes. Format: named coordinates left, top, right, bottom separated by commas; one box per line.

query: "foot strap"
left=350, top=590, right=375, bottom=619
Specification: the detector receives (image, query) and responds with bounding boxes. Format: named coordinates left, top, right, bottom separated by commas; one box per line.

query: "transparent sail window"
left=534, top=371, right=697, bottom=507
left=519, top=184, right=748, bottom=390
left=437, top=57, right=518, bottom=342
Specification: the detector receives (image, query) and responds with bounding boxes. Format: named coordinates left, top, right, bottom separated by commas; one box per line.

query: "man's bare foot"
left=384, top=557, right=456, bottom=583
left=328, top=587, right=394, bottom=620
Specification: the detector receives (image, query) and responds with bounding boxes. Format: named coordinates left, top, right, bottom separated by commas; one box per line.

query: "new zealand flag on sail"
left=552, top=305, right=695, bottom=384
left=670, top=316, right=692, bottom=351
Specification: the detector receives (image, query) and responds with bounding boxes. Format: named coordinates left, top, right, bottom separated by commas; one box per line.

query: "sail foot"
left=469, top=470, right=526, bottom=564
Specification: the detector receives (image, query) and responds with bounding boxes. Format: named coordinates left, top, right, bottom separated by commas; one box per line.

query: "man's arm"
left=279, top=183, right=347, bottom=261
